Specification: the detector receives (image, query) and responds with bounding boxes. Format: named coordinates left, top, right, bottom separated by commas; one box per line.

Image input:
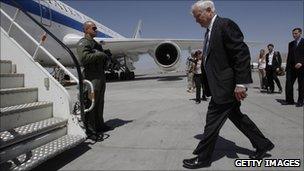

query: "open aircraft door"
left=39, top=0, right=52, bottom=26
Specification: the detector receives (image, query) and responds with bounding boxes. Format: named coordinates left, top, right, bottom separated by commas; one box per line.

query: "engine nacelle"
left=153, top=41, right=181, bottom=71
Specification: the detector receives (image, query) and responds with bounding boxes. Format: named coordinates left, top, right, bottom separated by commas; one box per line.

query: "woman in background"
left=258, top=49, right=267, bottom=91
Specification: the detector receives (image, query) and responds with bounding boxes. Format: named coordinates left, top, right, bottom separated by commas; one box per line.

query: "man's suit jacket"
left=201, top=16, right=252, bottom=104
left=286, top=38, right=304, bottom=71
left=265, top=51, right=282, bottom=70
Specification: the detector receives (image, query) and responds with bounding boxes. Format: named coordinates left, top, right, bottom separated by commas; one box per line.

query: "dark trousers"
left=194, top=100, right=272, bottom=161
left=285, top=68, right=304, bottom=103
left=85, top=79, right=106, bottom=133
left=266, top=68, right=282, bottom=92
left=194, top=74, right=206, bottom=102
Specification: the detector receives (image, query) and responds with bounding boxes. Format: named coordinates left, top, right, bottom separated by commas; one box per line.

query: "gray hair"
left=191, top=0, right=216, bottom=14
left=83, top=21, right=95, bottom=30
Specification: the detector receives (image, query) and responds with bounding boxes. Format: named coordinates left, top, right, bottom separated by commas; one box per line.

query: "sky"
left=64, top=0, right=303, bottom=72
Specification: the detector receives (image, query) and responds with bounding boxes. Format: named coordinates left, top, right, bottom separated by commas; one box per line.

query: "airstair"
left=0, top=2, right=93, bottom=170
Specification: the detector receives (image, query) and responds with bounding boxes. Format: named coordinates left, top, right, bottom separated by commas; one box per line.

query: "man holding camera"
left=265, top=44, right=282, bottom=94
left=77, top=21, right=112, bottom=138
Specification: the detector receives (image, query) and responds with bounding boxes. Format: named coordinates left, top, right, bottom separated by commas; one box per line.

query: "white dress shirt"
left=204, top=14, right=217, bottom=56
left=267, top=51, right=274, bottom=66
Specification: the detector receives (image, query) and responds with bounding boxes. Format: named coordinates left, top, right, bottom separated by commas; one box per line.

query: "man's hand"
left=234, top=86, right=247, bottom=101
left=276, top=68, right=280, bottom=72
left=295, top=63, right=302, bottom=69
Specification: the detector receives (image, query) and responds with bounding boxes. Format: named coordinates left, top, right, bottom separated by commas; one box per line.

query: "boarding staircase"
left=0, top=1, right=92, bottom=170
left=0, top=58, right=85, bottom=171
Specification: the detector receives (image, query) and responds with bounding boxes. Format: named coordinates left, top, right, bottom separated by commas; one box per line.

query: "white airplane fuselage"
left=1, top=0, right=125, bottom=66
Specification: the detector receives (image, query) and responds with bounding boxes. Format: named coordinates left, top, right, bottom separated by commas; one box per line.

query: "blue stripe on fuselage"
left=1, top=0, right=112, bottom=38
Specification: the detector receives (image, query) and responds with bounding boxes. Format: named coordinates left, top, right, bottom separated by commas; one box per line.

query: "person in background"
left=265, top=44, right=282, bottom=94
left=283, top=28, right=304, bottom=107
left=193, top=50, right=207, bottom=104
left=186, top=52, right=196, bottom=93
left=258, top=49, right=267, bottom=91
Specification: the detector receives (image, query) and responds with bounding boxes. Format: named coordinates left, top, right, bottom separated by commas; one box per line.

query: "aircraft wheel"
left=114, top=73, right=119, bottom=80
left=120, top=72, right=125, bottom=80
left=130, top=72, right=135, bottom=80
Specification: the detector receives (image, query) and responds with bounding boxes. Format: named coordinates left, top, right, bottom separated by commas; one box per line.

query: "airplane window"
left=75, top=12, right=81, bottom=18
left=54, top=0, right=64, bottom=11
left=61, top=4, right=68, bottom=12
left=67, top=7, right=75, bottom=16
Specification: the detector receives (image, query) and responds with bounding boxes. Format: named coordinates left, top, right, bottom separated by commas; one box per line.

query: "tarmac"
left=34, top=71, right=303, bottom=170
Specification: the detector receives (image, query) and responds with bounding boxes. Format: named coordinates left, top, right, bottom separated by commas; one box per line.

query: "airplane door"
left=39, top=0, right=52, bottom=26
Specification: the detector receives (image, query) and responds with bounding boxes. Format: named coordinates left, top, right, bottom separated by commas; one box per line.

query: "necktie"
left=203, top=28, right=210, bottom=63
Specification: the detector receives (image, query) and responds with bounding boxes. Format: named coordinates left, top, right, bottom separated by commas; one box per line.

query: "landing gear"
left=105, top=71, right=135, bottom=81
left=105, top=56, right=135, bottom=81
left=119, top=71, right=135, bottom=80
left=105, top=72, right=119, bottom=81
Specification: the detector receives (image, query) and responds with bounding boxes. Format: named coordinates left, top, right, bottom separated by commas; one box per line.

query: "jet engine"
left=153, top=41, right=181, bottom=71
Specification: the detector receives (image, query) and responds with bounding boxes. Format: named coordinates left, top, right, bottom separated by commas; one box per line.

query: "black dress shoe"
left=281, top=101, right=295, bottom=105
left=202, top=96, right=207, bottom=101
left=86, top=132, right=104, bottom=141
left=249, top=142, right=274, bottom=159
left=183, top=157, right=211, bottom=169
left=183, top=156, right=198, bottom=165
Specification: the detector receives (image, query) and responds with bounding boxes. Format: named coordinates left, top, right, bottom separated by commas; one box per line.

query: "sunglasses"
left=92, top=27, right=97, bottom=31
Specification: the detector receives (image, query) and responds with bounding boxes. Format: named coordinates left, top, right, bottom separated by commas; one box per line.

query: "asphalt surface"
left=34, top=71, right=303, bottom=170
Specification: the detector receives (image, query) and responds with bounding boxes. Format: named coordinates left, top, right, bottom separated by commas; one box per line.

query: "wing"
left=63, top=34, right=203, bottom=71
left=64, top=34, right=202, bottom=55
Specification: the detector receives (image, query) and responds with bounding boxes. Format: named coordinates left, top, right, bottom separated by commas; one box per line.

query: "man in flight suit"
left=77, top=21, right=112, bottom=137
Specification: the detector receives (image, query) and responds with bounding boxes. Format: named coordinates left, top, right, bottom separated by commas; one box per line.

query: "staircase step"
left=0, top=74, right=24, bottom=89
left=0, top=102, right=53, bottom=131
left=0, top=60, right=12, bottom=74
left=0, top=117, right=67, bottom=149
left=2, top=134, right=85, bottom=171
left=0, top=126, right=67, bottom=165
left=0, top=87, right=38, bottom=107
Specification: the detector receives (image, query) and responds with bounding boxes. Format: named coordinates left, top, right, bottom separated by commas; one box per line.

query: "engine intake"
left=154, top=42, right=181, bottom=71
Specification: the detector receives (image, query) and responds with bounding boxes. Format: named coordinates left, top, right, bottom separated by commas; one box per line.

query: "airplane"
left=0, top=0, right=203, bottom=80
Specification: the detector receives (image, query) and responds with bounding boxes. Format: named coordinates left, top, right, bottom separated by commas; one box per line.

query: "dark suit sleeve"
left=286, top=42, right=293, bottom=70
left=276, top=51, right=282, bottom=67
left=265, top=54, right=269, bottom=68
left=295, top=42, right=304, bottom=65
left=223, top=20, right=252, bottom=84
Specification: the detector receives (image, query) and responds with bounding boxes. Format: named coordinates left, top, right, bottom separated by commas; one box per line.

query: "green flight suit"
left=77, top=35, right=108, bottom=134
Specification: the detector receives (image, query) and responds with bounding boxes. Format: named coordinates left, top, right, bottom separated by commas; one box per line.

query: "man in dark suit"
left=284, top=28, right=304, bottom=107
left=183, top=1, right=274, bottom=169
left=265, top=44, right=283, bottom=94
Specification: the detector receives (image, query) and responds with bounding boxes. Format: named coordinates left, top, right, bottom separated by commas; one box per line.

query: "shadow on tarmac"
left=194, top=135, right=261, bottom=162
left=105, top=118, right=134, bottom=130
left=135, top=75, right=184, bottom=82
left=107, top=74, right=185, bottom=82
